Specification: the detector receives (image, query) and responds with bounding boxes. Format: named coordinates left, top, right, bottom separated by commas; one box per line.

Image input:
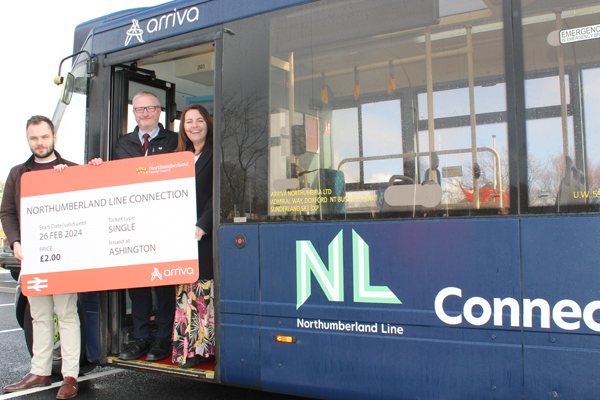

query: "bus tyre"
left=23, top=301, right=94, bottom=376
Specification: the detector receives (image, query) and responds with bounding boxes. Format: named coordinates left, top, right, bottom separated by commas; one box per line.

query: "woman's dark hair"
left=176, top=103, right=213, bottom=154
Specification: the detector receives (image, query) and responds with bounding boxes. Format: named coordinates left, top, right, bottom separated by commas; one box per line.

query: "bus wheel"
left=23, top=301, right=94, bottom=376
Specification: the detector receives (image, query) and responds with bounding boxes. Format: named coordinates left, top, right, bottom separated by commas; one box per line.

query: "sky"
left=0, top=0, right=168, bottom=183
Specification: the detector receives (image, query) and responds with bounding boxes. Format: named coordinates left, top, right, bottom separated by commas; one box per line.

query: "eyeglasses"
left=133, top=106, right=160, bottom=114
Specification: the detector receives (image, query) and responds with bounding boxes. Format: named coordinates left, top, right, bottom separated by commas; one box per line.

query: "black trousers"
left=128, top=285, right=175, bottom=341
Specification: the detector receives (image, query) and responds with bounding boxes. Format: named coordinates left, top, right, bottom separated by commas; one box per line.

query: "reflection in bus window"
left=332, top=108, right=359, bottom=184
left=418, top=84, right=508, bottom=118
left=525, top=76, right=571, bottom=109
left=268, top=0, right=509, bottom=220
left=521, top=1, right=600, bottom=212
left=362, top=100, right=403, bottom=184
left=582, top=68, right=600, bottom=201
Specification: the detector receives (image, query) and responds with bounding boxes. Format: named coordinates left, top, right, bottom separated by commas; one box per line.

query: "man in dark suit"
left=115, top=91, right=178, bottom=362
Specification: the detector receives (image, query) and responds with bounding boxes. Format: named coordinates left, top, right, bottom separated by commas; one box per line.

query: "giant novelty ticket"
left=20, top=152, right=198, bottom=296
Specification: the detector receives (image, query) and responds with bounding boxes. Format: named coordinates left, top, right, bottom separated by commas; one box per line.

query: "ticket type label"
left=20, top=152, right=198, bottom=296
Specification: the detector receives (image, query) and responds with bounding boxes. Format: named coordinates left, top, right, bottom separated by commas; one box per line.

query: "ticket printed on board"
left=20, top=152, right=198, bottom=296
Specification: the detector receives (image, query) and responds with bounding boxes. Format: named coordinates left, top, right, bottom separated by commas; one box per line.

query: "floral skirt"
left=172, top=279, right=215, bottom=364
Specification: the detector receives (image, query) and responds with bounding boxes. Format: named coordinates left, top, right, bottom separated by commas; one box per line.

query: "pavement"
left=0, top=270, right=17, bottom=294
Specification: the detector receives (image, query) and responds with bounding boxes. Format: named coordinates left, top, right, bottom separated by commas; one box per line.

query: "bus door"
left=109, top=68, right=177, bottom=159
left=103, top=41, right=217, bottom=380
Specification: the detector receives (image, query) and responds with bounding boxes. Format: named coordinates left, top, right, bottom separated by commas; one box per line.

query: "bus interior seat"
left=381, top=175, right=415, bottom=213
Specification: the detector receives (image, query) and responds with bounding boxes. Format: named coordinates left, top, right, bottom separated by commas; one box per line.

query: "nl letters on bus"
left=20, top=152, right=198, bottom=296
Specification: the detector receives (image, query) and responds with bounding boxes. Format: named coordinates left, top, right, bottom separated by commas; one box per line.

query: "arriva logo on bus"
left=435, top=287, right=600, bottom=332
left=125, top=7, right=201, bottom=46
left=296, top=230, right=401, bottom=309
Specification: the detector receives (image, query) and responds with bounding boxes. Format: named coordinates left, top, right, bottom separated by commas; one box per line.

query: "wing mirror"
left=54, top=72, right=75, bottom=105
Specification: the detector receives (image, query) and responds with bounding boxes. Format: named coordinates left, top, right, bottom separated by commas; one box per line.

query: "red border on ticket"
left=22, top=260, right=199, bottom=295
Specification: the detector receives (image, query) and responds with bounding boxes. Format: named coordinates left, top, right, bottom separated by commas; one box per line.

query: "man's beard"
left=33, top=142, right=54, bottom=159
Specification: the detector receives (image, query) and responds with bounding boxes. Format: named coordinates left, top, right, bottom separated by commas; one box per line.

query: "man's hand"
left=54, top=164, right=69, bottom=172
left=88, top=158, right=103, bottom=166
left=195, top=227, right=206, bottom=241
left=13, top=242, right=24, bottom=261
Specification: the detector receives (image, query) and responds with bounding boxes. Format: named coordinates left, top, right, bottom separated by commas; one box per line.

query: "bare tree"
left=527, top=154, right=564, bottom=206
left=220, top=91, right=269, bottom=218
left=585, top=158, right=600, bottom=192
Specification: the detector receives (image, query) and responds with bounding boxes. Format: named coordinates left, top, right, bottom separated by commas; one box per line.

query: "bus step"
left=106, top=356, right=214, bottom=380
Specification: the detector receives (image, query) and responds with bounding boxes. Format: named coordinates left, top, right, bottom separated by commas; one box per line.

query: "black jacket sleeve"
left=196, top=196, right=213, bottom=233
left=0, top=166, right=21, bottom=248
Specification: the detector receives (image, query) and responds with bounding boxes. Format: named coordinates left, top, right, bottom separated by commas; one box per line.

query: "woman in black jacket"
left=171, top=104, right=214, bottom=368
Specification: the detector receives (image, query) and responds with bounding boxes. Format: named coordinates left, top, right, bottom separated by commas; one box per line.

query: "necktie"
left=143, top=133, right=150, bottom=155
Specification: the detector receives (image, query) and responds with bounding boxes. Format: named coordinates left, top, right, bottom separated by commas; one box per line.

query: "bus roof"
left=79, top=0, right=316, bottom=56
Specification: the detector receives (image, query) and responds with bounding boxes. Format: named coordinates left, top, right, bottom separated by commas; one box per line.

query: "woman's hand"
left=195, top=227, right=206, bottom=241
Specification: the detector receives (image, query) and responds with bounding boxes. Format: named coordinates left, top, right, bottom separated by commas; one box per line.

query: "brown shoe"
left=56, top=377, right=78, bottom=400
left=3, top=373, right=51, bottom=393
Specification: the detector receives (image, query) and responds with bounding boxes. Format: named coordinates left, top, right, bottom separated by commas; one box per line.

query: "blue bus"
left=12, top=0, right=600, bottom=398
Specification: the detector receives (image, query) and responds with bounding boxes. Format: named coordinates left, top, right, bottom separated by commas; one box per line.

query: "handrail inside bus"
left=337, top=147, right=503, bottom=208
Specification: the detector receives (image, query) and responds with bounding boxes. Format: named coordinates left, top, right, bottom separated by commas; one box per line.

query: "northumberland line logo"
left=296, top=230, right=401, bottom=309
left=136, top=167, right=148, bottom=175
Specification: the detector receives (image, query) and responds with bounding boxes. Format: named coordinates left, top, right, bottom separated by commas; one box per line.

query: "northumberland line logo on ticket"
left=20, top=152, right=199, bottom=296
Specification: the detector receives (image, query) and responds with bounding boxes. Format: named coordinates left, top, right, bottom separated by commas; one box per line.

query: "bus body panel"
left=521, top=216, right=600, bottom=334
left=219, top=224, right=261, bottom=387
left=251, top=219, right=523, bottom=398
left=523, top=331, right=600, bottom=399
left=521, top=216, right=600, bottom=397
left=220, top=313, right=261, bottom=388
left=258, top=219, right=521, bottom=325
left=260, top=319, right=522, bottom=400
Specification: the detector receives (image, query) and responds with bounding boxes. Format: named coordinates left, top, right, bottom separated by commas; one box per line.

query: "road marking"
left=0, top=304, right=13, bottom=307
left=0, top=369, right=125, bottom=399
left=0, top=328, right=22, bottom=334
